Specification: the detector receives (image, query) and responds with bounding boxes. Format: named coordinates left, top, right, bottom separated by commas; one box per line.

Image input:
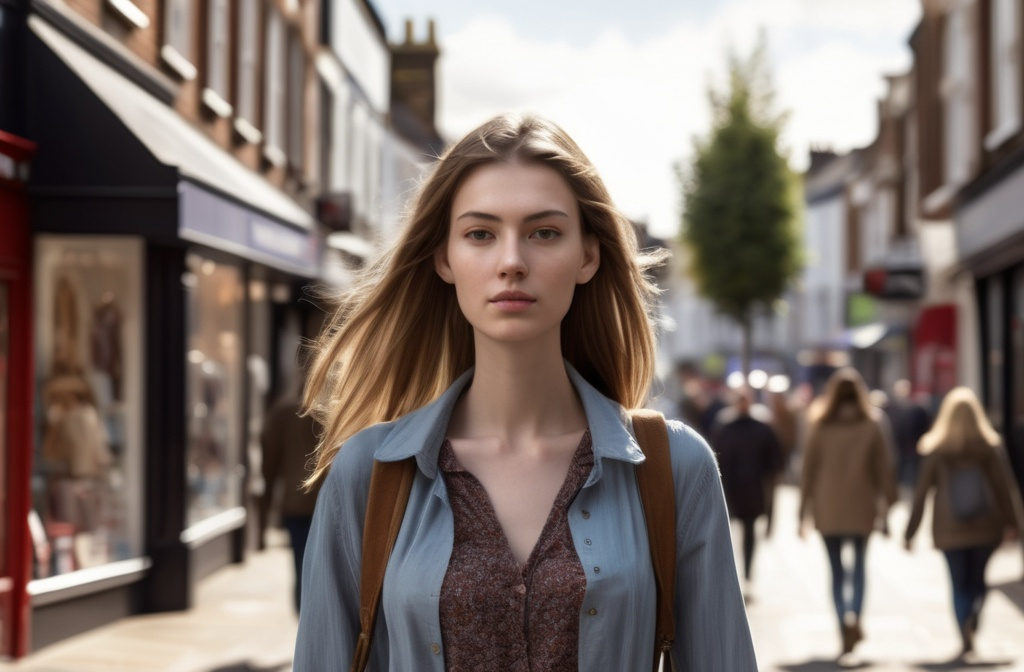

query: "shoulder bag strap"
left=631, top=409, right=677, bottom=672
left=351, top=457, right=417, bottom=672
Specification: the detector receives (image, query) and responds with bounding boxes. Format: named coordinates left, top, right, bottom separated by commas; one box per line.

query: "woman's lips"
left=491, top=292, right=535, bottom=311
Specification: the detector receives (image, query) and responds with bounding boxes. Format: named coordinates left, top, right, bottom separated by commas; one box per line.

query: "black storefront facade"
left=957, top=144, right=1024, bottom=496
left=21, top=12, right=322, bottom=651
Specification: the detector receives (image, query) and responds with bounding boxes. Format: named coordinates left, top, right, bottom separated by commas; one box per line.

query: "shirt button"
left=431, top=643, right=441, bottom=655
left=584, top=538, right=592, bottom=546
left=516, top=584, right=527, bottom=595
left=588, top=608, right=598, bottom=616
left=593, top=566, right=601, bottom=574
left=582, top=510, right=591, bottom=519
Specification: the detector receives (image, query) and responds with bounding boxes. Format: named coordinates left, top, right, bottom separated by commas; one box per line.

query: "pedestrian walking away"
left=291, top=113, right=757, bottom=671
left=903, top=386, right=1024, bottom=660
left=798, top=367, right=898, bottom=659
left=259, top=366, right=323, bottom=613
left=710, top=386, right=784, bottom=594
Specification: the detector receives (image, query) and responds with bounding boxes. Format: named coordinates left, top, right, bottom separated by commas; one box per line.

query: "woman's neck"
left=449, top=339, right=587, bottom=448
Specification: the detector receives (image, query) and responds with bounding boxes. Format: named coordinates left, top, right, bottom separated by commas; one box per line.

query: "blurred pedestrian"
left=711, top=387, right=784, bottom=592
left=885, top=379, right=932, bottom=494
left=798, top=367, right=898, bottom=658
left=903, top=386, right=1024, bottom=659
left=293, top=114, right=757, bottom=670
left=260, top=379, right=323, bottom=613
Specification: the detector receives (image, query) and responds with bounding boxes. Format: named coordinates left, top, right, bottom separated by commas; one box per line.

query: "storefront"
left=958, top=150, right=1024, bottom=493
left=21, top=13, right=323, bottom=650
left=0, top=129, right=36, bottom=659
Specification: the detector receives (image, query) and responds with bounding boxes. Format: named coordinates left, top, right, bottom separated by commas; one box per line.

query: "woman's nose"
left=497, top=238, right=528, bottom=277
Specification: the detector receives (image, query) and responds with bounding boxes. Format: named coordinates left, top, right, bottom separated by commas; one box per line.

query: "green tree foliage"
left=679, top=35, right=803, bottom=374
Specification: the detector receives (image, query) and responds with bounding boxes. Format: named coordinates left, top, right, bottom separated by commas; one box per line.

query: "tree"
left=679, top=34, right=803, bottom=377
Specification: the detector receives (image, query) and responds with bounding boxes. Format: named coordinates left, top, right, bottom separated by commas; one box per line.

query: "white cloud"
left=436, top=0, right=919, bottom=238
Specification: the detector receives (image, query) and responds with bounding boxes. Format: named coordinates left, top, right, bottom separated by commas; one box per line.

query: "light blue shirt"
left=294, top=364, right=757, bottom=671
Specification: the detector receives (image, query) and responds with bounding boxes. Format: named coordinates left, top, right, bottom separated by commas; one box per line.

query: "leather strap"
left=351, top=457, right=417, bottom=672
left=631, top=409, right=677, bottom=672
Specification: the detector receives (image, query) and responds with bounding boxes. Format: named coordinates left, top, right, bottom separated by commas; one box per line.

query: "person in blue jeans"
left=821, top=535, right=867, bottom=630
left=799, top=368, right=897, bottom=658
left=904, top=387, right=1024, bottom=658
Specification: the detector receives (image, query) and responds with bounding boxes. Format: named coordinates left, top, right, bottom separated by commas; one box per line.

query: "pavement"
left=1, top=486, right=1022, bottom=671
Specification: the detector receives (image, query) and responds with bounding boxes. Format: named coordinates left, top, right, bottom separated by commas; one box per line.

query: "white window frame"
left=940, top=0, right=977, bottom=189
left=986, top=0, right=1022, bottom=150
left=263, top=7, right=286, bottom=167
left=201, top=0, right=232, bottom=118
left=161, top=0, right=197, bottom=81
left=106, top=0, right=150, bottom=29
left=234, top=0, right=262, bottom=144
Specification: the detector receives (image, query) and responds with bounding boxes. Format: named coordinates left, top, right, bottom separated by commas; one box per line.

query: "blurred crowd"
left=657, top=363, right=1024, bottom=664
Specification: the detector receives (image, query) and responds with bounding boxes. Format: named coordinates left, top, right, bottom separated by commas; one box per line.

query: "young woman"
left=292, top=114, right=756, bottom=670
left=798, top=367, right=897, bottom=658
left=904, top=386, right=1024, bottom=658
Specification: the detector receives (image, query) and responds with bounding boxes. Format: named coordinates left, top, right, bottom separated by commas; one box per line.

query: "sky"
left=372, top=0, right=922, bottom=239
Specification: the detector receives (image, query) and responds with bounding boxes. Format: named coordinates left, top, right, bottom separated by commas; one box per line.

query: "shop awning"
left=29, top=15, right=315, bottom=233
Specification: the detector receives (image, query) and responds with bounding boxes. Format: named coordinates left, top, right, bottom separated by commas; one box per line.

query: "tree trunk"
left=741, top=316, right=752, bottom=378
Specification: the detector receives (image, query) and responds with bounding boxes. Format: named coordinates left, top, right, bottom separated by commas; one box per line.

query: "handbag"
left=351, top=410, right=676, bottom=672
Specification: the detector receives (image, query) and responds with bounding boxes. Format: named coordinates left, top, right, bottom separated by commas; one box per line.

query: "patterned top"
left=438, top=430, right=594, bottom=671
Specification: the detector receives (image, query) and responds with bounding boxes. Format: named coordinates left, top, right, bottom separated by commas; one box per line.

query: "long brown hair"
left=807, top=367, right=875, bottom=426
left=917, top=386, right=1000, bottom=455
left=302, top=113, right=665, bottom=486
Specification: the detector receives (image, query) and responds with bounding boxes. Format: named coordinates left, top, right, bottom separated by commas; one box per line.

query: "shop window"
left=202, top=0, right=232, bottom=118
left=184, top=253, right=244, bottom=528
left=32, top=237, right=144, bottom=578
left=234, top=0, right=262, bottom=144
left=161, top=0, right=197, bottom=81
left=987, top=0, right=1021, bottom=150
left=263, top=6, right=287, bottom=167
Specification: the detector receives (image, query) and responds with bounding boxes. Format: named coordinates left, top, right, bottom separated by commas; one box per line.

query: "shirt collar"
left=373, top=361, right=645, bottom=479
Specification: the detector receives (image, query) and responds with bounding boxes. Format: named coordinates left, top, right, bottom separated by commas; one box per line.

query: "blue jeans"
left=943, top=546, right=995, bottom=628
left=283, top=515, right=314, bottom=613
left=822, top=535, right=867, bottom=626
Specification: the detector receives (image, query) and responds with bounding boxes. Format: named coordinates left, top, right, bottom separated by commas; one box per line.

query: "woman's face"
left=435, top=161, right=600, bottom=347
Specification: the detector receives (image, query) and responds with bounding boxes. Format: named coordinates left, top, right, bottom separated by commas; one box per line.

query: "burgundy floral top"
left=438, top=430, right=594, bottom=671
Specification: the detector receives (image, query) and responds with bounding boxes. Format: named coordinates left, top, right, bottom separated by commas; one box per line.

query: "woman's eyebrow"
left=454, top=209, right=570, bottom=222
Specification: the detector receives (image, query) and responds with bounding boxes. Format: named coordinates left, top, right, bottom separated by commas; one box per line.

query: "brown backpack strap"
left=631, top=409, right=677, bottom=672
left=351, top=457, right=417, bottom=672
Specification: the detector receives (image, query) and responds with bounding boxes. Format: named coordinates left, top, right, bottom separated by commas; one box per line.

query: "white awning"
left=30, top=15, right=314, bottom=231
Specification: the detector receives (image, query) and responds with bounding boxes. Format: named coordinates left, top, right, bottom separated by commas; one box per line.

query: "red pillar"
left=0, top=128, right=37, bottom=659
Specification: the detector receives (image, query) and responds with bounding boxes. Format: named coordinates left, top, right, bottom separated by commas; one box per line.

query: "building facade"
left=0, top=0, right=442, bottom=657
left=912, top=0, right=1024, bottom=491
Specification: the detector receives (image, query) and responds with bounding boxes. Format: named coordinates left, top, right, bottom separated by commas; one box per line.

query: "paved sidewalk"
left=746, top=486, right=1024, bottom=671
left=1, top=533, right=298, bottom=672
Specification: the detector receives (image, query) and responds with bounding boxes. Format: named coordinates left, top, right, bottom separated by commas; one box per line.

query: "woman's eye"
left=467, top=230, right=492, bottom=241
left=533, top=229, right=560, bottom=240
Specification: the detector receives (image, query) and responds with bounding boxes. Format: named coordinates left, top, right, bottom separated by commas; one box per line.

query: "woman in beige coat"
left=799, top=368, right=898, bottom=657
left=904, top=387, right=1024, bottom=657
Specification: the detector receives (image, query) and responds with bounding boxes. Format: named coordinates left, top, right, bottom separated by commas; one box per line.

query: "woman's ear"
left=577, top=235, right=600, bottom=284
left=434, top=245, right=455, bottom=284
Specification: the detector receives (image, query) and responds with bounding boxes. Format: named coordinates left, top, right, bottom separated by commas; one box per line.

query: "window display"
left=32, top=237, right=143, bottom=578
left=184, top=252, right=244, bottom=527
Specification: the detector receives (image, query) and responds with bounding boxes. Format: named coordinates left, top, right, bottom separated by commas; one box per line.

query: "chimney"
left=390, top=18, right=441, bottom=136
